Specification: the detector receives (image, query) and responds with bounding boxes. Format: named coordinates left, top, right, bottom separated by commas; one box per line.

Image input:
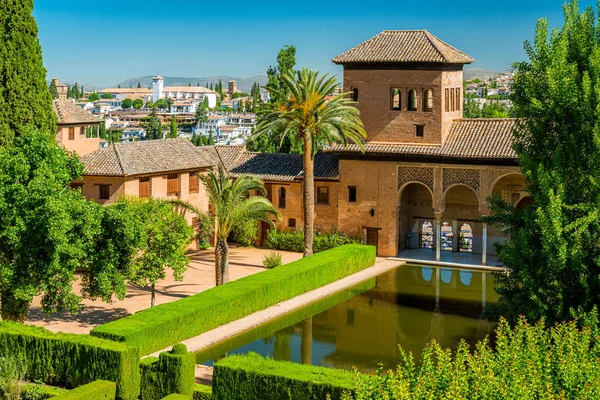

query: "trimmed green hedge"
left=267, top=229, right=363, bottom=253
left=212, top=353, right=355, bottom=400
left=0, top=323, right=140, bottom=400
left=91, top=245, right=376, bottom=355
left=161, top=395, right=191, bottom=400
left=192, top=384, right=212, bottom=400
left=48, top=380, right=116, bottom=400
left=140, top=344, right=195, bottom=400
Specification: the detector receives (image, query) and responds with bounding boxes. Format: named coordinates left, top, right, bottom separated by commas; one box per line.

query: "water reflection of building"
left=310, top=266, right=496, bottom=372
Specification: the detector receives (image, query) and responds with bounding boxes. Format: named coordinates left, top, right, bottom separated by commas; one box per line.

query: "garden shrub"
left=212, top=352, right=355, bottom=400
left=262, top=251, right=282, bottom=269
left=140, top=344, right=195, bottom=400
left=232, top=219, right=258, bottom=247
left=192, top=384, right=212, bottom=400
left=267, top=229, right=363, bottom=253
left=47, top=380, right=116, bottom=400
left=0, top=323, right=140, bottom=400
left=342, top=316, right=600, bottom=399
left=91, top=244, right=376, bottom=355
left=160, top=395, right=191, bottom=400
left=20, top=384, right=67, bottom=400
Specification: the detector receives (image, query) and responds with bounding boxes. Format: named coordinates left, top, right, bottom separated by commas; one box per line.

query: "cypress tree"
left=48, top=80, right=59, bottom=99
left=80, top=86, right=85, bottom=98
left=0, top=0, right=56, bottom=146
left=137, top=82, right=141, bottom=89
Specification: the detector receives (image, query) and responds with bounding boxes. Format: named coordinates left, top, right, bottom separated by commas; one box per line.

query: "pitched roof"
left=196, top=146, right=340, bottom=181
left=53, top=100, right=101, bottom=125
left=332, top=30, right=474, bottom=65
left=82, top=138, right=215, bottom=176
left=327, top=119, right=517, bottom=161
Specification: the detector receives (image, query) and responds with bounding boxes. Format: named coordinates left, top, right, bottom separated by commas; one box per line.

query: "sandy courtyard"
left=25, top=246, right=302, bottom=334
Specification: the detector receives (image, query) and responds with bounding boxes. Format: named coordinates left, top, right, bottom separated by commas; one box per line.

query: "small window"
left=455, top=88, right=461, bottom=111
left=167, top=173, right=178, bottom=196
left=351, top=87, right=358, bottom=102
left=423, top=89, right=433, bottom=112
left=317, top=186, right=329, bottom=205
left=68, top=127, right=75, bottom=140
left=391, top=88, right=401, bottom=110
left=99, top=184, right=110, bottom=200
left=407, top=89, right=417, bottom=111
left=445, top=89, right=450, bottom=112
left=450, top=89, right=455, bottom=112
left=139, top=177, right=150, bottom=197
left=189, top=174, right=199, bottom=194
left=346, top=309, right=355, bottom=327
left=416, top=125, right=424, bottom=138
left=288, top=218, right=296, bottom=228
left=278, top=187, right=286, bottom=209
left=348, top=186, right=357, bottom=203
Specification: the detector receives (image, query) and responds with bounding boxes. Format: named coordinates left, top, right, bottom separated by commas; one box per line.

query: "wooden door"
left=366, top=229, right=378, bottom=253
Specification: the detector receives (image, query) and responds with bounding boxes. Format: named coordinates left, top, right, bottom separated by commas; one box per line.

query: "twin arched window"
left=407, top=89, right=417, bottom=111
left=390, top=88, right=434, bottom=111
left=423, top=89, right=433, bottom=112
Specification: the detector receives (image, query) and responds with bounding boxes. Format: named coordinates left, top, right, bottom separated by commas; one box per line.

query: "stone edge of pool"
left=147, top=257, right=403, bottom=358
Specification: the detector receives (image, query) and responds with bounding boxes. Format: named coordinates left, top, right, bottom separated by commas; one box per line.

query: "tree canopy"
left=485, top=0, right=600, bottom=324
left=0, top=0, right=56, bottom=146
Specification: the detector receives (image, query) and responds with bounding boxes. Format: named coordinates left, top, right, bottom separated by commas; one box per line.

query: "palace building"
left=79, top=30, right=527, bottom=264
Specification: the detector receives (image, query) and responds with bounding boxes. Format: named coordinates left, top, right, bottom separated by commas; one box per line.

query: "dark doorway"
left=366, top=228, right=379, bottom=253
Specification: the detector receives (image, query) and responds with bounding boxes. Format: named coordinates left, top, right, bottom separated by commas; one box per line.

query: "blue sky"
left=34, top=0, right=596, bottom=88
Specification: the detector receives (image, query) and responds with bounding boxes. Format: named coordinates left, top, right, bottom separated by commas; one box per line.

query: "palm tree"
left=171, top=167, right=280, bottom=285
left=253, top=68, right=366, bottom=257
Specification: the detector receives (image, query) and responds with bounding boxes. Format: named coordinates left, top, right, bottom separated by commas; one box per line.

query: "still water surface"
left=196, top=264, right=498, bottom=373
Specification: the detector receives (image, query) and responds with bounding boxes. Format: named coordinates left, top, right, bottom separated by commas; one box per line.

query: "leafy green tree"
left=254, top=68, right=366, bottom=257
left=129, top=198, right=193, bottom=307
left=0, top=129, right=136, bottom=320
left=101, top=93, right=112, bottom=99
left=195, top=165, right=279, bottom=285
left=121, top=98, right=133, bottom=109
left=267, top=45, right=296, bottom=104
left=168, top=117, right=178, bottom=138
left=132, top=99, right=144, bottom=110
left=195, top=97, right=209, bottom=126
left=207, top=129, right=214, bottom=145
left=484, top=0, right=600, bottom=324
left=146, top=108, right=162, bottom=140
left=49, top=80, right=59, bottom=99
left=88, top=92, right=100, bottom=102
left=0, top=0, right=56, bottom=146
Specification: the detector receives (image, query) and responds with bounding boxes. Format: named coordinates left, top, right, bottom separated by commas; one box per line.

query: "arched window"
left=423, top=89, right=433, bottom=112
left=407, top=89, right=417, bottom=111
left=351, top=87, right=359, bottom=102
left=459, top=223, right=473, bottom=252
left=391, top=88, right=401, bottom=110
left=278, top=187, right=286, bottom=209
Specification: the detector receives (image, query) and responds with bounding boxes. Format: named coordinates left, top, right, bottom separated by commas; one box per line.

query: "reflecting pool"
left=196, top=264, right=498, bottom=374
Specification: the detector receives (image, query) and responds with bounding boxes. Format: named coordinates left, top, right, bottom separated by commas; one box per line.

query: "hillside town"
left=2, top=0, right=600, bottom=399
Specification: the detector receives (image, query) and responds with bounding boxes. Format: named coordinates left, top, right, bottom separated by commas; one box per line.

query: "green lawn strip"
left=192, top=384, right=212, bottom=400
left=48, top=380, right=116, bottom=400
left=91, top=245, right=376, bottom=355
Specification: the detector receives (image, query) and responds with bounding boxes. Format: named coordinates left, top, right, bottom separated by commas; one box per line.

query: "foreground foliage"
left=267, top=229, right=363, bottom=253
left=484, top=0, right=600, bottom=324
left=91, top=244, right=376, bottom=355
left=343, top=315, right=600, bottom=399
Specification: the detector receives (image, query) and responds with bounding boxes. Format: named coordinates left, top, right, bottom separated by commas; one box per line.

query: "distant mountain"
left=55, top=81, right=97, bottom=93
left=114, top=75, right=269, bottom=93
left=464, top=68, right=497, bottom=81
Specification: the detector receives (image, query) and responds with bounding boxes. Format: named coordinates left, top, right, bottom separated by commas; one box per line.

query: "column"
left=300, top=318, right=312, bottom=365
left=434, top=212, right=442, bottom=261
left=482, top=223, right=488, bottom=266
left=452, top=220, right=458, bottom=252
left=481, top=272, right=487, bottom=309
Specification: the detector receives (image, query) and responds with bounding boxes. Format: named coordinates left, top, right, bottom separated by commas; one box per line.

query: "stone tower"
left=228, top=80, right=238, bottom=98
left=152, top=75, right=164, bottom=103
left=333, top=30, right=474, bottom=144
left=52, top=78, right=69, bottom=100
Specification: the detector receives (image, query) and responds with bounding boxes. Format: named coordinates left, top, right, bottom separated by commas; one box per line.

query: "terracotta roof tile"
left=333, top=30, right=474, bottom=65
left=82, top=138, right=215, bottom=176
left=327, top=119, right=516, bottom=161
left=53, top=100, right=101, bottom=125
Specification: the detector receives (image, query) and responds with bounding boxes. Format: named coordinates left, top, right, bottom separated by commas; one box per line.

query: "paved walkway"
left=396, top=248, right=502, bottom=267
left=26, top=247, right=302, bottom=334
